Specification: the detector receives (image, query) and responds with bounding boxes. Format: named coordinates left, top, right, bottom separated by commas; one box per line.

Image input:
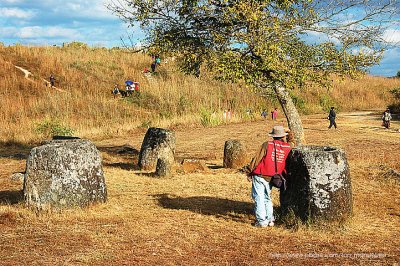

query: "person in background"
left=261, top=110, right=267, bottom=119
left=134, top=82, right=140, bottom=94
left=271, top=108, right=278, bottom=121
left=245, top=126, right=292, bottom=227
left=328, top=106, right=337, bottom=129
left=151, top=62, right=156, bottom=72
left=112, top=84, right=120, bottom=99
left=126, top=84, right=133, bottom=96
left=155, top=56, right=161, bottom=65
left=382, top=108, right=392, bottom=129
left=49, top=74, right=55, bottom=87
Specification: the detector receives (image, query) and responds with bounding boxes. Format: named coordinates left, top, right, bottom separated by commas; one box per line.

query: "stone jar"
left=281, top=145, right=352, bottom=222
left=23, top=139, right=107, bottom=211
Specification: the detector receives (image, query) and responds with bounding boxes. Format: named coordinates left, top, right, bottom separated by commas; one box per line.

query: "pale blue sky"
left=0, top=0, right=398, bottom=76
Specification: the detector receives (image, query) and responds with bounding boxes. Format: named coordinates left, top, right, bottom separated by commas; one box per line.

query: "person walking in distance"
left=328, top=107, right=337, bottom=129
left=49, top=74, right=55, bottom=88
left=245, top=126, right=292, bottom=227
left=382, top=108, right=392, bottom=129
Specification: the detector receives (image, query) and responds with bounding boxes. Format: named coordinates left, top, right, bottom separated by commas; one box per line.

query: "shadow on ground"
left=103, top=162, right=140, bottom=171
left=0, top=141, right=33, bottom=159
left=154, top=193, right=253, bottom=223
left=0, top=190, right=23, bottom=205
left=98, top=145, right=139, bottom=156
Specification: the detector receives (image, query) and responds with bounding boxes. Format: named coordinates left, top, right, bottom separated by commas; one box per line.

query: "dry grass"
left=0, top=112, right=399, bottom=265
left=1, top=45, right=400, bottom=144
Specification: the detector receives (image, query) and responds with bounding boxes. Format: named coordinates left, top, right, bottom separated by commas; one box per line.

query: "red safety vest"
left=252, top=140, right=291, bottom=177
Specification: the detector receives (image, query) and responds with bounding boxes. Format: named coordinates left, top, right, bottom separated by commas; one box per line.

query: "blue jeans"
left=252, top=175, right=274, bottom=225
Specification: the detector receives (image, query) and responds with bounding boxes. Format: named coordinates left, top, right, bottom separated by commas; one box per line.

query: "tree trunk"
left=273, top=85, right=305, bottom=145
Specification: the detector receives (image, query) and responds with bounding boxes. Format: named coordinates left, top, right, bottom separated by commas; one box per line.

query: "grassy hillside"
left=1, top=44, right=399, bottom=143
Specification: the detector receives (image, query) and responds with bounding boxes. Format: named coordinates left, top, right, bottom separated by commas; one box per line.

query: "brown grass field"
left=0, top=111, right=399, bottom=265
left=1, top=44, right=400, bottom=144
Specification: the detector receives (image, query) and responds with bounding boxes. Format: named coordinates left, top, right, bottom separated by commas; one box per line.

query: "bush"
left=389, top=88, right=400, bottom=113
left=62, top=41, right=89, bottom=49
left=199, top=108, right=220, bottom=127
left=35, top=119, right=74, bottom=139
left=126, top=92, right=161, bottom=110
left=290, top=93, right=308, bottom=114
left=319, top=93, right=338, bottom=112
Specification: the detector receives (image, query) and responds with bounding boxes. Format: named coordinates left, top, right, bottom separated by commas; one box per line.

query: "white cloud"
left=0, top=7, right=35, bottom=18
left=0, top=26, right=18, bottom=37
left=0, top=0, right=23, bottom=3
left=382, top=29, right=400, bottom=44
left=16, top=26, right=81, bottom=39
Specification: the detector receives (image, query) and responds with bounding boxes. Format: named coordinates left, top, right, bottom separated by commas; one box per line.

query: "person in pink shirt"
left=271, top=108, right=278, bottom=121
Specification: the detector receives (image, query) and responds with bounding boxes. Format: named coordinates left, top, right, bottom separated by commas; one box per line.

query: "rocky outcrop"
left=223, top=140, right=247, bottom=169
left=181, top=159, right=208, bottom=173
left=138, top=128, right=176, bottom=171
left=23, top=139, right=107, bottom=210
left=281, top=146, right=352, bottom=222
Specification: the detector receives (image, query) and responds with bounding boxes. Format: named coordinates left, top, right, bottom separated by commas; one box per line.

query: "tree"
left=397, top=70, right=400, bottom=78
left=108, top=0, right=397, bottom=145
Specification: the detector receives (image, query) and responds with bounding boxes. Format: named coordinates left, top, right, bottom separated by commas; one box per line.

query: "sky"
left=0, top=0, right=399, bottom=77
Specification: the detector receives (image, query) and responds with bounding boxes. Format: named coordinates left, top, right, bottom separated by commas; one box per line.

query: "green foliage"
left=35, top=119, right=74, bottom=139
left=177, top=96, right=191, bottom=116
left=139, top=120, right=152, bottom=128
left=389, top=88, right=400, bottom=113
left=108, top=0, right=393, bottom=89
left=319, top=93, right=338, bottom=112
left=397, top=71, right=400, bottom=78
left=199, top=108, right=220, bottom=127
left=290, top=93, right=307, bottom=114
left=62, top=41, right=89, bottom=49
left=390, top=88, right=400, bottom=100
left=125, top=92, right=161, bottom=110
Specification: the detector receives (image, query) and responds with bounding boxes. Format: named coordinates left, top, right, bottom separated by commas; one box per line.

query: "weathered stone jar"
left=281, top=145, right=352, bottom=222
left=223, top=140, right=247, bottom=169
left=23, top=139, right=107, bottom=211
left=138, top=127, right=176, bottom=171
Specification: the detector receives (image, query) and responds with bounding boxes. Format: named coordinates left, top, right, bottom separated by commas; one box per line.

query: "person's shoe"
left=268, top=221, right=275, bottom=227
left=254, top=222, right=268, bottom=228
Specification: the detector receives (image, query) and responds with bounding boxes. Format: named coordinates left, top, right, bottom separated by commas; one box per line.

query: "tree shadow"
left=103, top=162, right=140, bottom=171
left=303, top=127, right=328, bottom=132
left=0, top=190, right=24, bottom=205
left=207, top=164, right=224, bottom=170
left=154, top=194, right=253, bottom=223
left=98, top=145, right=139, bottom=156
left=0, top=140, right=33, bottom=159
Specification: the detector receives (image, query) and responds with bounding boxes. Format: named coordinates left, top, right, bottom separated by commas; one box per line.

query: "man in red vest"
left=246, top=125, right=292, bottom=227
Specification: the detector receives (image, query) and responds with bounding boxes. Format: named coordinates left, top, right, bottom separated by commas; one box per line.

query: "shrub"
left=62, top=41, right=89, bottom=49
left=177, top=96, right=191, bottom=116
left=35, top=119, right=74, bottom=139
left=126, top=92, right=161, bottom=110
left=199, top=108, right=220, bottom=127
left=290, top=93, right=308, bottom=114
left=319, top=93, right=338, bottom=112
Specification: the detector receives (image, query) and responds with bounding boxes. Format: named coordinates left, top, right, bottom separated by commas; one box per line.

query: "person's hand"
left=247, top=175, right=253, bottom=182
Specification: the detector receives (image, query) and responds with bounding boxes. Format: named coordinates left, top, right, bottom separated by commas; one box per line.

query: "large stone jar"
left=138, top=127, right=175, bottom=171
left=23, top=139, right=107, bottom=210
left=223, top=140, right=247, bottom=169
left=281, top=145, right=352, bottom=222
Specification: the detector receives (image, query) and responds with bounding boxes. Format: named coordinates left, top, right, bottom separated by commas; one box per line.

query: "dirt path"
left=96, top=110, right=400, bottom=165
left=14, top=65, right=66, bottom=92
